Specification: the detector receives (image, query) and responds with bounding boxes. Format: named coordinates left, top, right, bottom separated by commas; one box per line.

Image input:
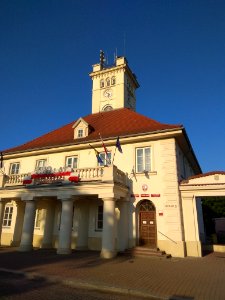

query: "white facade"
left=0, top=53, right=213, bottom=258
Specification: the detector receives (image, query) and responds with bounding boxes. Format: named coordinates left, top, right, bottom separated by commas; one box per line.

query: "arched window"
left=103, top=105, right=113, bottom=111
left=106, top=78, right=110, bottom=87
left=139, top=200, right=155, bottom=212
left=100, top=79, right=104, bottom=88
left=111, top=76, right=116, bottom=85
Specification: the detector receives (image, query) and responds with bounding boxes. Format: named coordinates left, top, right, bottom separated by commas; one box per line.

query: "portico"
left=180, top=172, right=225, bottom=256
left=0, top=165, right=129, bottom=258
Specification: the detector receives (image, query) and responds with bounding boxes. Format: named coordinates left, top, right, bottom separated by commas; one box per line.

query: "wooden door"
left=139, top=201, right=156, bottom=248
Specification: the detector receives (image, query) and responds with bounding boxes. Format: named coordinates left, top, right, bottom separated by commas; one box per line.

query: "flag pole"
left=112, top=146, right=117, bottom=165
left=99, top=133, right=111, bottom=165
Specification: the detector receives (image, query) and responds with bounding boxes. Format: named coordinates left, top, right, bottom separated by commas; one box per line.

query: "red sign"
left=151, top=194, right=160, bottom=197
left=131, top=194, right=139, bottom=197
left=141, top=194, right=150, bottom=197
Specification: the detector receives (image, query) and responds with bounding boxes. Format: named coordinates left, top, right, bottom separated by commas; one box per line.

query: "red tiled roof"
left=4, top=108, right=182, bottom=154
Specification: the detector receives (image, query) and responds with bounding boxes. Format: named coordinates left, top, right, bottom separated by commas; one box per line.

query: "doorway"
left=139, top=200, right=157, bottom=248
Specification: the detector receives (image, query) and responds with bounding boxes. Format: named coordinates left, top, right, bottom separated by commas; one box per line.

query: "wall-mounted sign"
left=142, top=184, right=148, bottom=191
left=23, top=171, right=79, bottom=186
left=151, top=194, right=160, bottom=197
left=141, top=194, right=150, bottom=197
left=131, top=194, right=139, bottom=198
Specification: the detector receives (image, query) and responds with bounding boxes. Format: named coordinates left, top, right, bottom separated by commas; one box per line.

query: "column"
left=11, top=201, right=25, bottom=246
left=182, top=195, right=202, bottom=257
left=100, top=197, right=117, bottom=259
left=0, top=200, right=6, bottom=246
left=19, top=200, right=36, bottom=252
left=57, top=198, right=73, bottom=254
left=41, top=201, right=55, bottom=249
left=117, top=199, right=129, bottom=252
left=76, top=200, right=89, bottom=250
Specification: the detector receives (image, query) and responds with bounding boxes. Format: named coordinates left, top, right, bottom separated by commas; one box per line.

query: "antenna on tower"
left=100, top=50, right=105, bottom=69
left=114, top=48, right=118, bottom=64
left=105, top=52, right=109, bottom=65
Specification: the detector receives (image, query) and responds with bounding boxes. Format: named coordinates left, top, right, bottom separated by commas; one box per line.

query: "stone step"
left=123, top=247, right=171, bottom=259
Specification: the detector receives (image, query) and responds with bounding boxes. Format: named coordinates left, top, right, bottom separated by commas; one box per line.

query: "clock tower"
left=89, top=51, right=139, bottom=113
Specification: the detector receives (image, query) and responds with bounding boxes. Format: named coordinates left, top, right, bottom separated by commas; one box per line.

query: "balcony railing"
left=0, top=165, right=127, bottom=188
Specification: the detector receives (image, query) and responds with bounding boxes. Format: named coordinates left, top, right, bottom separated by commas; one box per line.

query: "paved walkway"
left=0, top=247, right=225, bottom=300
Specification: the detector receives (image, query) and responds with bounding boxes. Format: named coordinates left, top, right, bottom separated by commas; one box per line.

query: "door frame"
left=138, top=199, right=157, bottom=248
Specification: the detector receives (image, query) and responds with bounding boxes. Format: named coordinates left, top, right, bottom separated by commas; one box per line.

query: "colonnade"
left=0, top=196, right=129, bottom=259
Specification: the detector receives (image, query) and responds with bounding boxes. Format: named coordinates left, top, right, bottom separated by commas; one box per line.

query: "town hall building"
left=1, top=52, right=225, bottom=258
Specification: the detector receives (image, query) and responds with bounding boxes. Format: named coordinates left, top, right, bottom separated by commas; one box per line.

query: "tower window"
left=111, top=77, right=116, bottom=85
left=103, top=105, right=113, bottom=112
left=100, top=79, right=104, bottom=88
left=106, top=78, right=110, bottom=87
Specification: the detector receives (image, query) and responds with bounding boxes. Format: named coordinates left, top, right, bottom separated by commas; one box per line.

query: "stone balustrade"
left=0, top=165, right=127, bottom=188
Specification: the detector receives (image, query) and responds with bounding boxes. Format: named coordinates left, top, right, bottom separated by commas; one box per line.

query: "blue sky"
left=0, top=0, right=224, bottom=173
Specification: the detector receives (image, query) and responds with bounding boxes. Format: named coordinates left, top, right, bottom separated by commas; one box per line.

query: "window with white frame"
left=98, top=152, right=111, bottom=166
left=136, top=147, right=151, bottom=173
left=3, top=206, right=13, bottom=227
left=96, top=205, right=103, bottom=231
left=9, top=163, right=20, bottom=175
left=35, top=208, right=42, bottom=229
left=66, top=156, right=78, bottom=169
left=77, top=129, right=83, bottom=138
left=35, top=159, right=47, bottom=172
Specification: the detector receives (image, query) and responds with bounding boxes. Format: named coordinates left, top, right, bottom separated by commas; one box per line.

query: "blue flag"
left=89, top=144, right=104, bottom=164
left=116, top=137, right=123, bottom=153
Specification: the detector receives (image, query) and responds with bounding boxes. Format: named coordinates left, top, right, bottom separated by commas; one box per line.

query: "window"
left=66, top=156, right=78, bottom=169
left=99, top=152, right=111, bottom=166
left=106, top=77, right=110, bottom=87
left=35, top=208, right=42, bottom=229
left=136, top=147, right=151, bottom=172
left=3, top=206, right=13, bottom=227
left=96, top=205, right=103, bottom=230
left=9, top=163, right=20, bottom=175
left=103, top=105, right=113, bottom=112
left=100, top=79, right=104, bottom=88
left=35, top=159, right=47, bottom=172
left=111, top=76, right=116, bottom=85
left=78, top=129, right=83, bottom=138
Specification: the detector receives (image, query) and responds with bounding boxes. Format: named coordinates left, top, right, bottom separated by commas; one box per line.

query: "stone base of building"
left=18, top=244, right=33, bottom=252
left=100, top=249, right=117, bottom=259
left=57, top=247, right=72, bottom=255
left=157, top=240, right=187, bottom=257
left=185, top=241, right=202, bottom=257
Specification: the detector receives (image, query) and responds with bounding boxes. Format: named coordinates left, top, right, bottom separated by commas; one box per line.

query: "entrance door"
left=139, top=200, right=156, bottom=248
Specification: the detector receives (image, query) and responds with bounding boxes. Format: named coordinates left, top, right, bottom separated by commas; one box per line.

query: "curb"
left=0, top=268, right=168, bottom=300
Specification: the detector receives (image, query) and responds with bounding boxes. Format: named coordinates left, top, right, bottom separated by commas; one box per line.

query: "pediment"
left=182, top=172, right=225, bottom=185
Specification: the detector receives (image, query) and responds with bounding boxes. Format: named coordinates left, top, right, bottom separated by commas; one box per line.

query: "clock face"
left=103, top=89, right=113, bottom=98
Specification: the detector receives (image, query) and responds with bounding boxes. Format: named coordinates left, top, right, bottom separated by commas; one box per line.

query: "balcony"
left=0, top=165, right=128, bottom=189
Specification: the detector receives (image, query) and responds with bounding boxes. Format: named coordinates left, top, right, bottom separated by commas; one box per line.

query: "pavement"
left=0, top=247, right=225, bottom=300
